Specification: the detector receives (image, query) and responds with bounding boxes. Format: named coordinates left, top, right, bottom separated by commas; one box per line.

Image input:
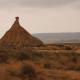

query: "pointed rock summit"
left=0, top=17, right=43, bottom=48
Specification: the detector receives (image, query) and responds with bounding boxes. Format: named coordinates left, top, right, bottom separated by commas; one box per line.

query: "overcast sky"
left=0, top=0, right=80, bottom=37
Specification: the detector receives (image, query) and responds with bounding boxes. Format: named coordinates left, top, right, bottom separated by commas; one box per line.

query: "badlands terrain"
left=0, top=17, right=80, bottom=80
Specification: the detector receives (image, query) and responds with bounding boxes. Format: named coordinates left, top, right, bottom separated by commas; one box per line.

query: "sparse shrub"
left=20, top=62, right=37, bottom=80
left=44, top=63, right=52, bottom=69
left=8, top=61, right=47, bottom=80
left=16, top=52, right=31, bottom=61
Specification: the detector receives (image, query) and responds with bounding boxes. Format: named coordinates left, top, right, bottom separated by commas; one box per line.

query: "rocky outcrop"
left=0, top=17, right=43, bottom=48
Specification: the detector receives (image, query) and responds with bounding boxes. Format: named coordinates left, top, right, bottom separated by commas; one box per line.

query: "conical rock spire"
left=0, top=17, right=43, bottom=48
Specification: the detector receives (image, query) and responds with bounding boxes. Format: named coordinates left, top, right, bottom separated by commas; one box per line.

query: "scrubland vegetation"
left=0, top=44, right=80, bottom=80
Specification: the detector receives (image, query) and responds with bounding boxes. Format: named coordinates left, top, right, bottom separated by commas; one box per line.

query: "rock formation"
left=0, top=17, right=43, bottom=48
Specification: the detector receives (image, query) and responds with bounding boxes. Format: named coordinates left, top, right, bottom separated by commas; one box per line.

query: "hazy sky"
left=0, top=0, right=80, bottom=37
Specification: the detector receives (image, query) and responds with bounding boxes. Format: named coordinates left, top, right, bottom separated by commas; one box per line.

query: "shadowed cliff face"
left=0, top=17, right=43, bottom=48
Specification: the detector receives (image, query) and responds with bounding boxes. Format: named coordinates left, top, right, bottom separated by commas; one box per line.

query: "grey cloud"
left=0, top=0, right=80, bottom=8
left=20, top=0, right=77, bottom=7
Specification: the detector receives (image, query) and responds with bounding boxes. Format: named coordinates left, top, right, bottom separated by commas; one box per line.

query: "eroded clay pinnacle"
left=14, top=17, right=20, bottom=26
left=15, top=17, right=19, bottom=21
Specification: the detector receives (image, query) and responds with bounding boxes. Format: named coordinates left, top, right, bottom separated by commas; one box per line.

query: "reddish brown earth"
left=0, top=17, right=80, bottom=80
left=0, top=17, right=43, bottom=48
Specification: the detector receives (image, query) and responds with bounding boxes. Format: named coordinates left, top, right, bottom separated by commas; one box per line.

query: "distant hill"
left=33, top=32, right=80, bottom=43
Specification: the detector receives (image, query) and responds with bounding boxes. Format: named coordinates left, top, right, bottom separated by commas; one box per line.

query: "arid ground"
left=0, top=17, right=80, bottom=80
